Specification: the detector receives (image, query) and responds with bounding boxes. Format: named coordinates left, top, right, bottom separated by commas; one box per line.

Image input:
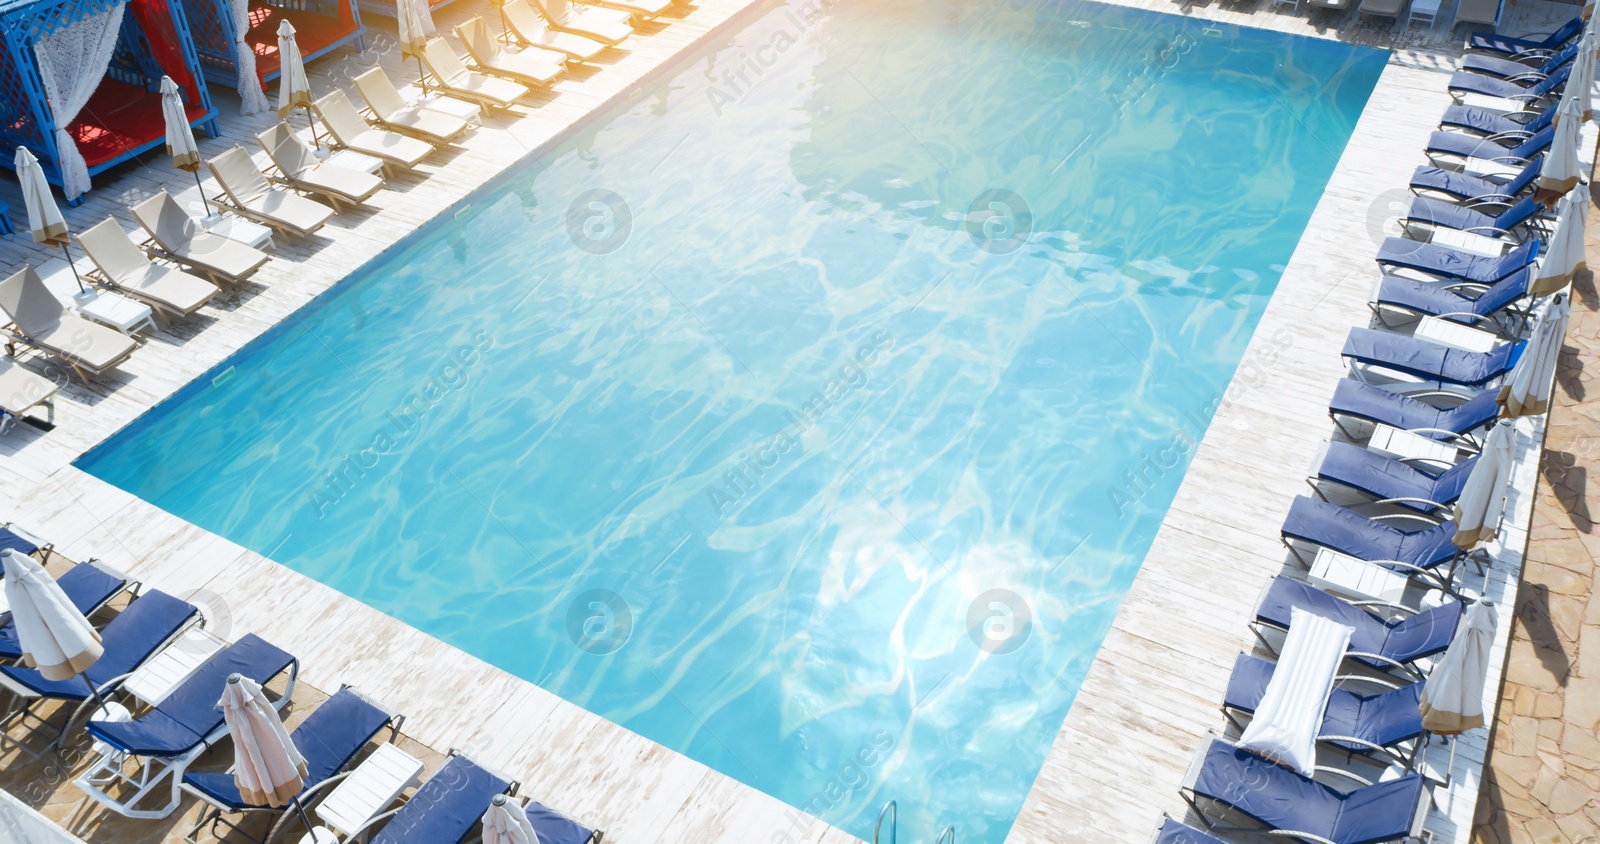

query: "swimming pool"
left=78, top=2, right=1385, bottom=839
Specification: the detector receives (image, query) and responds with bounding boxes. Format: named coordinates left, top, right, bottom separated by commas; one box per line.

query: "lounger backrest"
left=291, top=687, right=397, bottom=787
left=537, top=0, right=571, bottom=27
left=370, top=752, right=511, bottom=844
left=258, top=122, right=318, bottom=180
left=154, top=632, right=296, bottom=736
left=82, top=589, right=197, bottom=686
left=456, top=17, right=503, bottom=65
left=0, top=267, right=66, bottom=335
left=314, top=90, right=369, bottom=146
left=504, top=0, right=551, bottom=39
left=131, top=191, right=196, bottom=253
left=209, top=147, right=272, bottom=206
left=1507, top=155, right=1544, bottom=195
left=1541, top=40, right=1581, bottom=73
left=354, top=69, right=409, bottom=120
left=421, top=38, right=470, bottom=84
left=79, top=218, right=153, bottom=285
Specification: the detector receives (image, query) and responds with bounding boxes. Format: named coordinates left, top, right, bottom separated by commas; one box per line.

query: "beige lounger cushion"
left=457, top=17, right=564, bottom=86
left=503, top=0, right=605, bottom=60
left=132, top=193, right=271, bottom=284
left=0, top=361, right=57, bottom=417
left=258, top=123, right=385, bottom=206
left=1358, top=0, right=1405, bottom=16
left=542, top=0, right=632, bottom=42
left=421, top=39, right=530, bottom=108
left=353, top=70, right=470, bottom=145
left=313, top=91, right=432, bottom=170
left=209, top=147, right=336, bottom=236
left=0, top=268, right=137, bottom=375
left=79, top=218, right=218, bottom=317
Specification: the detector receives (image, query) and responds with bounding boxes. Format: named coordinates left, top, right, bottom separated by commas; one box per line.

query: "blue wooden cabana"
left=0, top=0, right=219, bottom=200
left=179, top=0, right=364, bottom=90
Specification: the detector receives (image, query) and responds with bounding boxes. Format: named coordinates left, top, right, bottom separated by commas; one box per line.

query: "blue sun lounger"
left=1439, top=101, right=1555, bottom=137
left=1373, top=265, right=1533, bottom=335
left=518, top=797, right=604, bottom=844
left=1448, top=63, right=1570, bottom=101
left=0, top=522, right=52, bottom=561
left=1467, top=16, right=1582, bottom=57
left=1280, top=496, right=1462, bottom=585
left=356, top=750, right=517, bottom=844
left=1150, top=816, right=1230, bottom=844
left=1312, top=441, right=1477, bottom=515
left=0, top=589, right=197, bottom=756
left=1410, top=157, right=1542, bottom=203
left=1427, top=125, right=1555, bottom=164
left=1328, top=379, right=1501, bottom=442
left=1404, top=195, right=1542, bottom=240
left=0, top=560, right=133, bottom=660
left=183, top=686, right=403, bottom=843
left=75, top=633, right=300, bottom=819
left=1460, top=39, right=1580, bottom=80
left=1251, top=575, right=1463, bottom=676
left=1342, top=327, right=1523, bottom=389
left=1181, top=735, right=1429, bottom=844
left=1375, top=237, right=1538, bottom=285
left=1222, top=653, right=1427, bottom=770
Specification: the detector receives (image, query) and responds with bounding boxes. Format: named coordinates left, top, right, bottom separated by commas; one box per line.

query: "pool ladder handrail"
left=935, top=825, right=955, bottom=844
left=873, top=800, right=896, bottom=844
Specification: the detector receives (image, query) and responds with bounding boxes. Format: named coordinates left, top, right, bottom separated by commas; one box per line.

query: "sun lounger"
left=576, top=0, right=672, bottom=20
left=351, top=750, right=517, bottom=843
left=1312, top=440, right=1477, bottom=515
left=535, top=0, right=632, bottom=44
left=209, top=147, right=336, bottom=238
left=1426, top=124, right=1554, bottom=165
left=1467, top=16, right=1582, bottom=57
left=1328, top=379, right=1501, bottom=443
left=419, top=38, right=531, bottom=112
left=1439, top=102, right=1553, bottom=138
left=353, top=68, right=472, bottom=147
left=1356, top=0, right=1406, bottom=19
left=74, top=632, right=299, bottom=819
left=502, top=0, right=606, bottom=61
left=1181, top=735, right=1429, bottom=844
left=1342, top=327, right=1523, bottom=388
left=1410, top=156, right=1542, bottom=202
left=1404, top=194, right=1542, bottom=242
left=1251, top=575, right=1463, bottom=676
left=1280, top=495, right=1462, bottom=584
left=257, top=123, right=384, bottom=212
left=0, top=589, right=197, bottom=755
left=0, top=266, right=138, bottom=382
left=0, top=523, right=52, bottom=561
left=0, top=359, right=57, bottom=434
left=77, top=219, right=219, bottom=322
left=1461, top=39, right=1579, bottom=79
left=182, top=686, right=403, bottom=843
left=1224, top=653, right=1427, bottom=770
left=1376, top=236, right=1538, bottom=284
left=456, top=16, right=565, bottom=88
left=0, top=560, right=133, bottom=660
left=1150, top=817, right=1230, bottom=844
left=314, top=90, right=434, bottom=175
left=1373, top=267, right=1533, bottom=335
left=520, top=798, right=604, bottom=844
left=1448, top=63, right=1569, bottom=101
left=131, top=192, right=270, bottom=286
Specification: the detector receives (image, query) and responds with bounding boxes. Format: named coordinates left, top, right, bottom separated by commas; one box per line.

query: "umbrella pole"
left=59, top=241, right=85, bottom=293
left=416, top=55, right=428, bottom=95
left=192, top=168, right=212, bottom=216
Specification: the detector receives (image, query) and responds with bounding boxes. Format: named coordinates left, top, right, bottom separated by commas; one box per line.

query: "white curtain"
left=32, top=0, right=127, bottom=201
left=232, top=0, right=271, bottom=114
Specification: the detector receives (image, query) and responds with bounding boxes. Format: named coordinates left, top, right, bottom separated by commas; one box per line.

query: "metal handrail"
left=935, top=825, right=955, bottom=844
left=873, top=800, right=896, bottom=844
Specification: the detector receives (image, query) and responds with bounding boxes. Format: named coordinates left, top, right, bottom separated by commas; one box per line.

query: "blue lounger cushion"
left=1439, top=103, right=1554, bottom=137
left=1152, top=817, right=1230, bottom=844
left=1447, top=64, right=1569, bottom=99
left=1328, top=379, right=1501, bottom=435
left=1407, top=195, right=1540, bottom=235
left=1342, top=327, right=1523, bottom=388
left=1281, top=496, right=1460, bottom=571
left=1427, top=125, right=1554, bottom=161
left=0, top=562, right=127, bottom=659
left=372, top=753, right=511, bottom=844
left=85, top=633, right=297, bottom=757
left=1468, top=17, right=1582, bottom=57
left=183, top=687, right=396, bottom=810
left=1255, top=575, right=1462, bottom=668
left=0, top=527, right=40, bottom=556
left=1460, top=40, right=1579, bottom=79
left=1375, top=267, right=1531, bottom=324
left=1315, top=441, right=1477, bottom=511
left=1225, top=653, right=1426, bottom=754
left=1410, top=157, right=1542, bottom=201
left=0, top=590, right=195, bottom=701
left=526, top=801, right=602, bottom=844
left=1376, top=236, right=1538, bottom=284
left=1190, top=738, right=1426, bottom=844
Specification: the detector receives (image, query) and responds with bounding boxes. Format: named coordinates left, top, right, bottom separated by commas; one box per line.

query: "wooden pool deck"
left=0, top=0, right=1591, bottom=840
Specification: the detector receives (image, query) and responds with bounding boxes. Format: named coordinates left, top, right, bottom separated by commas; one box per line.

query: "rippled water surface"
left=78, top=2, right=1385, bottom=839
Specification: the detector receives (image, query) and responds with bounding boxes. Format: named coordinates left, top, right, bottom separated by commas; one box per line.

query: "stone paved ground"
left=1472, top=186, right=1600, bottom=844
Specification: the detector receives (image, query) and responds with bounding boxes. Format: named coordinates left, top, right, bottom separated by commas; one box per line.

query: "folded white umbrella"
left=1500, top=292, right=1571, bottom=416
left=1536, top=92, right=1584, bottom=196
left=1421, top=600, right=1498, bottom=734
left=218, top=672, right=308, bottom=807
left=397, top=0, right=432, bottom=91
left=276, top=20, right=313, bottom=119
left=482, top=794, right=541, bottom=844
left=1531, top=187, right=1588, bottom=297
left=160, top=76, right=211, bottom=216
left=1452, top=419, right=1516, bottom=548
left=1577, top=15, right=1597, bottom=120
left=1236, top=607, right=1354, bottom=777
left=1, top=549, right=102, bottom=682
left=14, top=146, right=68, bottom=247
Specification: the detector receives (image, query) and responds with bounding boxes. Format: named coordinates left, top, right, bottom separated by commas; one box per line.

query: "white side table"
left=1430, top=227, right=1509, bottom=257
left=325, top=150, right=384, bottom=177
left=1369, top=424, right=1461, bottom=465
left=121, top=628, right=226, bottom=707
left=1310, top=547, right=1412, bottom=604
left=1463, top=156, right=1523, bottom=179
left=201, top=213, right=275, bottom=251
left=315, top=743, right=425, bottom=837
left=403, top=86, right=482, bottom=126
left=1414, top=315, right=1501, bottom=353
left=36, top=259, right=154, bottom=336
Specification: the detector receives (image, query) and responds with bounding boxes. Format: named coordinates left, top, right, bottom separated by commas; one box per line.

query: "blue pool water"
left=79, top=2, right=1385, bottom=839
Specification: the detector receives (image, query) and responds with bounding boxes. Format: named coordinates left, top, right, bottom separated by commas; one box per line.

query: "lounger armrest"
left=1346, top=589, right=1420, bottom=616
left=1334, top=672, right=1406, bottom=691
left=1460, top=197, right=1513, bottom=212
left=1369, top=511, right=1445, bottom=527
left=1502, top=70, right=1550, bottom=84
left=1484, top=129, right=1535, bottom=143
left=1264, top=830, right=1339, bottom=844
left=1373, top=496, right=1452, bottom=513
left=1395, top=455, right=1458, bottom=472
left=1468, top=191, right=1519, bottom=204
left=1313, top=765, right=1375, bottom=789
left=1346, top=650, right=1426, bottom=681
left=1316, top=733, right=1400, bottom=759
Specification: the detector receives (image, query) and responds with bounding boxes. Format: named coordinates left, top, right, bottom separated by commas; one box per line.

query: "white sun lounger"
left=208, top=147, right=336, bottom=238
left=257, top=122, right=385, bottom=212
left=501, top=0, right=606, bottom=61
left=536, top=0, right=631, bottom=44
left=0, top=357, right=57, bottom=434
left=131, top=191, right=271, bottom=286
left=420, top=37, right=531, bottom=111
left=77, top=218, right=219, bottom=322
left=353, top=68, right=473, bottom=146
left=313, top=90, right=434, bottom=175
left=0, top=266, right=138, bottom=382
left=576, top=0, right=673, bottom=20
left=456, top=15, right=565, bottom=88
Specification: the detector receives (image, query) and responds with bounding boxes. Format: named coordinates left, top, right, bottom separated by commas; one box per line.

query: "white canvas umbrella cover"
left=218, top=673, right=308, bottom=807
left=1500, top=293, right=1571, bottom=416
left=482, top=794, right=541, bottom=844
left=1, top=549, right=102, bottom=682
left=231, top=0, right=271, bottom=114
left=276, top=20, right=313, bottom=119
left=1421, top=600, right=1499, bottom=734
left=397, top=0, right=437, bottom=54
left=1532, top=187, right=1588, bottom=297
left=161, top=76, right=202, bottom=171
left=13, top=147, right=68, bottom=246
left=1452, top=419, right=1516, bottom=548
left=1537, top=92, right=1584, bottom=196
